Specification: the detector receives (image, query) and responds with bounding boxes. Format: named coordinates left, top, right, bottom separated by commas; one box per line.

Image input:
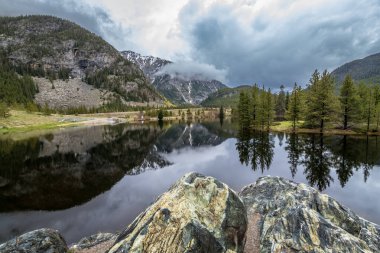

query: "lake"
left=0, top=120, right=380, bottom=244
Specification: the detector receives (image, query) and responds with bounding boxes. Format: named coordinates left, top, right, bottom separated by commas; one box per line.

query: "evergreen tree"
left=305, top=70, right=338, bottom=132
left=275, top=85, right=286, bottom=120
left=0, top=102, right=10, bottom=118
left=158, top=109, right=164, bottom=121
left=251, top=84, right=260, bottom=126
left=358, top=83, right=376, bottom=132
left=339, top=75, right=360, bottom=129
left=373, top=86, right=380, bottom=132
left=285, top=91, right=290, bottom=111
left=257, top=87, right=267, bottom=129
left=286, top=83, right=304, bottom=131
left=264, top=88, right=275, bottom=130
left=238, top=91, right=251, bottom=130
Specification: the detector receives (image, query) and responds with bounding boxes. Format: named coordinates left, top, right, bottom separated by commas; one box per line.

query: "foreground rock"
left=108, top=172, right=247, bottom=253
left=0, top=228, right=67, bottom=253
left=240, top=176, right=380, bottom=252
left=69, top=233, right=117, bottom=253
left=2, top=174, right=380, bottom=253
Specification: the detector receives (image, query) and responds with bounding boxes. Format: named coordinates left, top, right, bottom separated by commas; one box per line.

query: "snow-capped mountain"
left=121, top=50, right=227, bottom=105
left=121, top=51, right=172, bottom=82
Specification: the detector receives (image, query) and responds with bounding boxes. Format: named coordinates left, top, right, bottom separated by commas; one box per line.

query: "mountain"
left=331, top=53, right=380, bottom=85
left=121, top=50, right=171, bottom=81
left=201, top=85, right=252, bottom=108
left=121, top=50, right=227, bottom=105
left=0, top=15, right=164, bottom=109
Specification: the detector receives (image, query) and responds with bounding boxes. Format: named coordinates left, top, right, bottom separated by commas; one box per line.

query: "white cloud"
left=2, top=0, right=380, bottom=86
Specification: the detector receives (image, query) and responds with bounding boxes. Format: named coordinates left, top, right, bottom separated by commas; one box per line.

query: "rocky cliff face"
left=121, top=51, right=227, bottom=105
left=0, top=16, right=163, bottom=108
left=1, top=174, right=379, bottom=253
left=121, top=50, right=172, bottom=81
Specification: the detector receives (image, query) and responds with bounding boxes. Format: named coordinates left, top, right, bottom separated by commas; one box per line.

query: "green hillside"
left=201, top=86, right=252, bottom=108
left=0, top=15, right=163, bottom=107
left=332, top=53, right=380, bottom=85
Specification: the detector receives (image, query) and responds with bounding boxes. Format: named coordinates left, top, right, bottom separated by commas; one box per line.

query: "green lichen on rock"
left=239, top=176, right=380, bottom=253
left=108, top=172, right=247, bottom=253
left=0, top=228, right=68, bottom=253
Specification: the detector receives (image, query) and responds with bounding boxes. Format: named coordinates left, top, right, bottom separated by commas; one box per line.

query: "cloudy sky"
left=1, top=0, right=380, bottom=87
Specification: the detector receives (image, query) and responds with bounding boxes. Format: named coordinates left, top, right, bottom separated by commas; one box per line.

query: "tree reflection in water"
left=236, top=128, right=274, bottom=173
left=236, top=127, right=380, bottom=191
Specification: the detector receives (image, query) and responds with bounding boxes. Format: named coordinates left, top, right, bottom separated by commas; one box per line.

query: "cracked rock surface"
left=239, top=176, right=380, bottom=253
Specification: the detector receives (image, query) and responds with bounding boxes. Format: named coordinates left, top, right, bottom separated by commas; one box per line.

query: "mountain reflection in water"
left=0, top=121, right=379, bottom=244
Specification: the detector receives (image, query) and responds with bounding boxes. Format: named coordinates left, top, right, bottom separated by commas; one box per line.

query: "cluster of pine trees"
left=238, top=85, right=275, bottom=130
left=238, top=69, right=380, bottom=133
left=0, top=50, right=39, bottom=117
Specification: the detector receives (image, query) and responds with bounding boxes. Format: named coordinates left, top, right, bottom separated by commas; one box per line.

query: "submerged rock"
left=108, top=172, right=247, bottom=253
left=240, top=176, right=380, bottom=253
left=0, top=228, right=67, bottom=253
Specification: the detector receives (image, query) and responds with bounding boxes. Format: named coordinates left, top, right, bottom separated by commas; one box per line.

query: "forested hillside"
left=0, top=15, right=163, bottom=110
left=332, top=53, right=380, bottom=85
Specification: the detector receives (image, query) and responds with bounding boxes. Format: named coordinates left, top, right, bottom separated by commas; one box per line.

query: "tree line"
left=238, top=69, right=380, bottom=133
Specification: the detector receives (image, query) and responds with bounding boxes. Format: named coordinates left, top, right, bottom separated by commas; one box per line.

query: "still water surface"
left=0, top=120, right=379, bottom=244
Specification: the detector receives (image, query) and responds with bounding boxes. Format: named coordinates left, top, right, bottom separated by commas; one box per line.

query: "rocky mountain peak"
left=121, top=50, right=227, bottom=105
left=120, top=50, right=171, bottom=81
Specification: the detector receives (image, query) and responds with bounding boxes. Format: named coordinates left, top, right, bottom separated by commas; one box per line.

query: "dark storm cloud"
left=0, top=0, right=132, bottom=50
left=179, top=0, right=380, bottom=87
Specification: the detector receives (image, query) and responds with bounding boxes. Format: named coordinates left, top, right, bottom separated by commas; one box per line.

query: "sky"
left=1, top=0, right=380, bottom=87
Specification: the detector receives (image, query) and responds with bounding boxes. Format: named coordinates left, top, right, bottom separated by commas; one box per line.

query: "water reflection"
left=1, top=122, right=380, bottom=244
left=236, top=129, right=274, bottom=172
left=0, top=124, right=166, bottom=211
left=236, top=129, right=380, bottom=191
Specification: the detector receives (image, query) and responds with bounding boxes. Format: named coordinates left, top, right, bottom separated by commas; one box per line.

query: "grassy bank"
left=0, top=108, right=227, bottom=135
left=0, top=110, right=124, bottom=134
left=270, top=121, right=380, bottom=135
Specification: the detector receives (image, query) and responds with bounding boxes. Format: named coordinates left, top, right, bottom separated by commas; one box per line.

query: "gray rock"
left=70, top=232, right=117, bottom=251
left=0, top=228, right=68, bottom=253
left=239, top=176, right=380, bottom=252
left=108, top=172, right=247, bottom=253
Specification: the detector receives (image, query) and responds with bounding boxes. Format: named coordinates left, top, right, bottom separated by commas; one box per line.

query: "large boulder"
left=108, top=172, right=247, bottom=253
left=239, top=176, right=380, bottom=253
left=0, top=228, right=68, bottom=253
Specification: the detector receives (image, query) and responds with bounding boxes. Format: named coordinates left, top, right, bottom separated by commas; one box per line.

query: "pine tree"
left=358, top=83, right=376, bottom=132
left=305, top=70, right=338, bottom=132
left=285, top=91, right=290, bottom=111
left=251, top=84, right=260, bottom=126
left=0, top=102, right=9, bottom=118
left=339, top=75, right=360, bottom=129
left=257, top=87, right=267, bottom=129
left=275, top=85, right=286, bottom=120
left=238, top=91, right=251, bottom=130
left=373, top=86, right=380, bottom=132
left=158, top=109, right=164, bottom=121
left=219, top=106, right=224, bottom=119
left=265, top=88, right=275, bottom=130
left=286, top=83, right=304, bottom=131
